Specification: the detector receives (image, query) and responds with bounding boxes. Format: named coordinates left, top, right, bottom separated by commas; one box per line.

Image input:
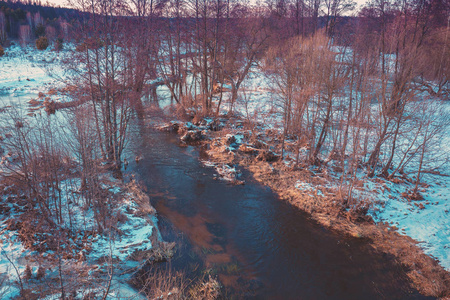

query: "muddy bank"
left=157, top=116, right=450, bottom=298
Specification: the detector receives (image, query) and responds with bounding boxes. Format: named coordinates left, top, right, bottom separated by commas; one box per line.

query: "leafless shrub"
left=35, top=36, right=49, bottom=50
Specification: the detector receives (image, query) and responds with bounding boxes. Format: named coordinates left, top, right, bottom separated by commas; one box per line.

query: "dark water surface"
left=130, top=126, right=431, bottom=300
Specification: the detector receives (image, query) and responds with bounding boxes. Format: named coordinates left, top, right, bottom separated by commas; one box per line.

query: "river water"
left=130, top=125, right=431, bottom=299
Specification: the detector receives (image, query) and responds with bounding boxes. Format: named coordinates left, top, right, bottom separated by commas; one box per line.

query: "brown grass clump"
left=36, top=36, right=49, bottom=50
left=402, top=191, right=424, bottom=201
left=132, top=266, right=186, bottom=300
left=129, top=241, right=175, bottom=263
left=47, top=88, right=57, bottom=96
left=152, top=241, right=176, bottom=262
left=36, top=266, right=46, bottom=280
left=125, top=180, right=155, bottom=216
left=23, top=265, right=32, bottom=281
left=192, top=112, right=204, bottom=125
left=175, top=105, right=189, bottom=120
left=4, top=209, right=87, bottom=256
left=43, top=98, right=56, bottom=115
left=0, top=45, right=4, bottom=57
left=28, top=98, right=42, bottom=108
left=188, top=275, right=221, bottom=300
left=255, top=150, right=279, bottom=162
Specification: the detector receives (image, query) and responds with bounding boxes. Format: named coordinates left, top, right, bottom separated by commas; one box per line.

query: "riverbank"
left=157, top=114, right=450, bottom=298
left=0, top=44, right=169, bottom=298
left=0, top=170, right=171, bottom=299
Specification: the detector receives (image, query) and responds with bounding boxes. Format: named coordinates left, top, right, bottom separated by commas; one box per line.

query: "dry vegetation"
left=130, top=266, right=221, bottom=300
left=35, top=36, right=48, bottom=50
left=0, top=170, right=168, bottom=298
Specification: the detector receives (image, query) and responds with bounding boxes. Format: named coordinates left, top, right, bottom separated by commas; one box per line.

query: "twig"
left=1, top=247, right=23, bottom=294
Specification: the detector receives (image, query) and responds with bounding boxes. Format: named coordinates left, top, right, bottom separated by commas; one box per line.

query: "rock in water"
left=181, top=130, right=203, bottom=143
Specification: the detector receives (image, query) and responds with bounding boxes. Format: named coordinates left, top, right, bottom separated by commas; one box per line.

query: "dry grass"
left=0, top=172, right=168, bottom=297
left=131, top=266, right=186, bottom=299
left=188, top=275, right=221, bottom=300
left=125, top=180, right=156, bottom=216
left=130, top=242, right=176, bottom=263
left=132, top=266, right=221, bottom=300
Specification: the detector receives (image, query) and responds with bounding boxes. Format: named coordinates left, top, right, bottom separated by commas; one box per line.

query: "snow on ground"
left=365, top=104, right=450, bottom=271
left=0, top=45, right=161, bottom=299
left=0, top=44, right=65, bottom=105
left=295, top=181, right=325, bottom=197
left=0, top=177, right=158, bottom=299
left=0, top=202, right=26, bottom=299
left=89, top=191, right=155, bottom=262
left=1, top=42, right=449, bottom=291
left=0, top=45, right=159, bottom=298
left=368, top=173, right=450, bottom=271
left=234, top=71, right=282, bottom=128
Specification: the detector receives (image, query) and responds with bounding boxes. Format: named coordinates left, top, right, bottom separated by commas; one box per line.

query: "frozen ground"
left=0, top=45, right=62, bottom=298
left=0, top=44, right=66, bottom=106
left=0, top=45, right=157, bottom=298
left=0, top=177, right=156, bottom=299
left=368, top=173, right=450, bottom=271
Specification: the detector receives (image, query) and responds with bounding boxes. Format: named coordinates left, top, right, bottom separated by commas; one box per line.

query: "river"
left=129, top=125, right=431, bottom=299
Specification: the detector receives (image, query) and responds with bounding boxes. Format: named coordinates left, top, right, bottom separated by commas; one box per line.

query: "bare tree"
left=264, top=31, right=337, bottom=161
left=322, top=0, right=356, bottom=36
left=0, top=12, right=7, bottom=45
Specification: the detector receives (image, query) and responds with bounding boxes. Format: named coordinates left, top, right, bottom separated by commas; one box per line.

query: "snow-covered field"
left=0, top=44, right=65, bottom=105
left=369, top=173, right=450, bottom=270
